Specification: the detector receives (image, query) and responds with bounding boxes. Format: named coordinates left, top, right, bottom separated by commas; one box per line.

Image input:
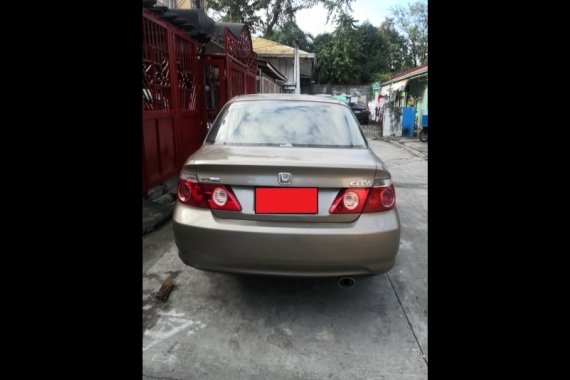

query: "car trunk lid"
left=187, top=145, right=379, bottom=222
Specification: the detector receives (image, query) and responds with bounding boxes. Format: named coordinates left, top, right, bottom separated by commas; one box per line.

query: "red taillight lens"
left=177, top=179, right=208, bottom=208
left=330, top=184, right=396, bottom=214
left=363, top=184, right=396, bottom=212
left=177, top=179, right=241, bottom=211
left=381, top=186, right=395, bottom=208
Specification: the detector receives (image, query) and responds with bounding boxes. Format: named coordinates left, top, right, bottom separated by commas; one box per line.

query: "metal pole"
left=294, top=40, right=300, bottom=95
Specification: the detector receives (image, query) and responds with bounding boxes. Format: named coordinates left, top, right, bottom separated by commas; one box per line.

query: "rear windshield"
left=350, top=103, right=367, bottom=110
left=206, top=100, right=367, bottom=148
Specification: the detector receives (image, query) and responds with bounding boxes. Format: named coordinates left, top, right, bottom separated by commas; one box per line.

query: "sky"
left=296, top=0, right=415, bottom=37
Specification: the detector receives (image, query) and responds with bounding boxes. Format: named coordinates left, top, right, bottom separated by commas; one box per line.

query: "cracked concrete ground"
left=143, top=138, right=427, bottom=379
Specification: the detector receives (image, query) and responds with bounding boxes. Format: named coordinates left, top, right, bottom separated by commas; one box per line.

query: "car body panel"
left=173, top=205, right=400, bottom=277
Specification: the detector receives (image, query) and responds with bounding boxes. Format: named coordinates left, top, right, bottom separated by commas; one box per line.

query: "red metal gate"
left=201, top=24, right=257, bottom=124
left=142, top=9, right=206, bottom=195
left=225, top=25, right=257, bottom=99
left=202, top=60, right=225, bottom=123
left=142, top=7, right=258, bottom=194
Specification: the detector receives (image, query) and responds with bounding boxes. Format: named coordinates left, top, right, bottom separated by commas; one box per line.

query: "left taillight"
left=177, top=179, right=241, bottom=211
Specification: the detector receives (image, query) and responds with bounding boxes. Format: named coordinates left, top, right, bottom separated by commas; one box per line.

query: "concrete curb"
left=384, top=139, right=428, bottom=160
left=143, top=176, right=178, bottom=235
left=143, top=200, right=175, bottom=235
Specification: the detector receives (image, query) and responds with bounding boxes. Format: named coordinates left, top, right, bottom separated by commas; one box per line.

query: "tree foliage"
left=377, top=18, right=414, bottom=74
left=207, top=0, right=353, bottom=35
left=314, top=2, right=425, bottom=84
left=390, top=1, right=428, bottom=66
left=206, top=0, right=259, bottom=30
left=265, top=20, right=314, bottom=52
left=207, top=0, right=427, bottom=85
left=357, top=22, right=384, bottom=83
left=314, top=13, right=363, bottom=84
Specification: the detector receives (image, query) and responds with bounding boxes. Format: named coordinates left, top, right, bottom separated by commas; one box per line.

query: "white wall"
left=383, top=105, right=403, bottom=137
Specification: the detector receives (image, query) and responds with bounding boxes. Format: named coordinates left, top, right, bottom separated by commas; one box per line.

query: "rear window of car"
left=206, top=100, right=367, bottom=148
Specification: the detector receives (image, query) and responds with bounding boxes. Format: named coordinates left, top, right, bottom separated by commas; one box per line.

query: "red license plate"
left=255, top=188, right=318, bottom=214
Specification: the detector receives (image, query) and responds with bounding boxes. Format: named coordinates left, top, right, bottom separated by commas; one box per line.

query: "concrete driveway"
left=143, top=138, right=427, bottom=379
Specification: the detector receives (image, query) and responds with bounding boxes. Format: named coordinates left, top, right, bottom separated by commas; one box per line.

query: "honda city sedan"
left=173, top=94, right=400, bottom=278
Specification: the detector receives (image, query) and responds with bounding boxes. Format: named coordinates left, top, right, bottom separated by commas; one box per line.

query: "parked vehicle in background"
left=419, top=126, right=428, bottom=142
left=349, top=103, right=371, bottom=124
left=173, top=94, right=401, bottom=278
left=419, top=114, right=428, bottom=142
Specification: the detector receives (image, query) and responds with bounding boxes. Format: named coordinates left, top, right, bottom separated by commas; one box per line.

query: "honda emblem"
left=278, top=172, right=292, bottom=185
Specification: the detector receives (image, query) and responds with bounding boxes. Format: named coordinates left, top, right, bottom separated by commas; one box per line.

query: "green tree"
left=314, top=32, right=332, bottom=82
left=390, top=1, right=428, bottom=66
left=207, top=0, right=261, bottom=30
left=377, top=17, right=414, bottom=74
left=357, top=22, right=384, bottom=83
left=265, top=20, right=315, bottom=52
left=314, top=13, right=363, bottom=84
left=208, top=0, right=353, bottom=35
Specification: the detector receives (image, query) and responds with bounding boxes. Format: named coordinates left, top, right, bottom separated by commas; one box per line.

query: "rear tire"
left=419, top=130, right=428, bottom=142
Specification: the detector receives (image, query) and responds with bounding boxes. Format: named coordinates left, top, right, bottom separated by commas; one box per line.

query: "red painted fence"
left=142, top=9, right=206, bottom=195
left=142, top=7, right=257, bottom=196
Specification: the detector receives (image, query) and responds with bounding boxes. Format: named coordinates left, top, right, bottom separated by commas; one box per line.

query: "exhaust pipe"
left=338, top=277, right=355, bottom=288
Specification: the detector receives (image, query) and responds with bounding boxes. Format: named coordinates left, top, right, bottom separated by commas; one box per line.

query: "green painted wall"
left=370, top=82, right=381, bottom=100
left=405, top=78, right=427, bottom=131
left=422, top=85, right=428, bottom=114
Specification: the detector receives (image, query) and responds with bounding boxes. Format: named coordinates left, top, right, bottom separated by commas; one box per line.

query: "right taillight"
left=177, top=178, right=241, bottom=211
left=330, top=183, right=396, bottom=214
left=363, top=184, right=396, bottom=212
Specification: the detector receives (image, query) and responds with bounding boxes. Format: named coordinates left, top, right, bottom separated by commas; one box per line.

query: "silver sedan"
left=173, top=94, right=400, bottom=278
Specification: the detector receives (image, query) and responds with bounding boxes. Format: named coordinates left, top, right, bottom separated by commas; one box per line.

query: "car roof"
left=228, top=93, right=348, bottom=106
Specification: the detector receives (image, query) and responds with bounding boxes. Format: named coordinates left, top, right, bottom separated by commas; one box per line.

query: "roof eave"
left=380, top=67, right=428, bottom=86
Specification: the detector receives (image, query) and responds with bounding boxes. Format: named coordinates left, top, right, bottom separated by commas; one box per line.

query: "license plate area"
left=255, top=188, right=318, bottom=214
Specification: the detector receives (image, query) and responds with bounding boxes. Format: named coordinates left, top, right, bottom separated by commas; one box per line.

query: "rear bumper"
left=173, top=203, right=401, bottom=277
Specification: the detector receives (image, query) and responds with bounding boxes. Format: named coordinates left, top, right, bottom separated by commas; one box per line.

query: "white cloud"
left=296, top=0, right=416, bottom=37
left=296, top=4, right=336, bottom=37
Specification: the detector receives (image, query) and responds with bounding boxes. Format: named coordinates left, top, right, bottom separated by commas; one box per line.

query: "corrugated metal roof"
left=382, top=79, right=408, bottom=95
left=252, top=36, right=315, bottom=58
left=381, top=64, right=428, bottom=85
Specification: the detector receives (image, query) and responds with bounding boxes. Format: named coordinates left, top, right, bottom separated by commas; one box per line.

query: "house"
left=256, top=59, right=287, bottom=93
left=376, top=64, right=428, bottom=137
left=252, top=36, right=315, bottom=93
